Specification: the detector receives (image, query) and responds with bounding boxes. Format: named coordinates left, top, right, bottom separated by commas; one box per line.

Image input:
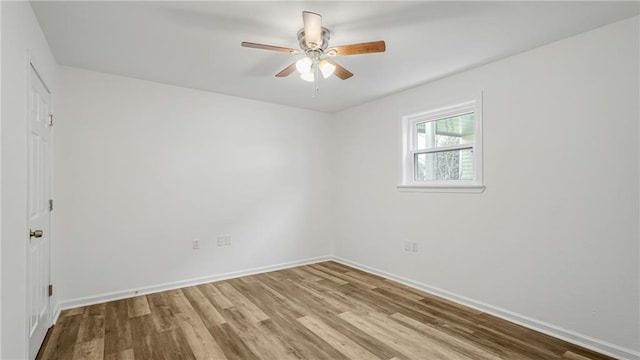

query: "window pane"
left=415, top=113, right=474, bottom=150
left=416, top=122, right=426, bottom=149
left=415, top=149, right=474, bottom=181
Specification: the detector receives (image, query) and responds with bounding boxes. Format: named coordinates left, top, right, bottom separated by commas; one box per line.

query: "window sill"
left=397, top=184, right=486, bottom=193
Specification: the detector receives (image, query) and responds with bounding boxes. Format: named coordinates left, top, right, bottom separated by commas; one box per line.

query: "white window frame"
left=398, top=94, right=484, bottom=193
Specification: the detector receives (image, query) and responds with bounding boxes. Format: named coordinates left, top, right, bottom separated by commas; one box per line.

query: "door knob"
left=30, top=229, right=43, bottom=238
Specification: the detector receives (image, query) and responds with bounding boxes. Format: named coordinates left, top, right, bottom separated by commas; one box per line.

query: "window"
left=399, top=96, right=484, bottom=192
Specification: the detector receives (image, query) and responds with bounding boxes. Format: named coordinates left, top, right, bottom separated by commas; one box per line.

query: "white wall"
left=1, top=2, right=57, bottom=359
left=331, top=16, right=639, bottom=357
left=54, top=67, right=333, bottom=304
left=6, top=6, right=637, bottom=359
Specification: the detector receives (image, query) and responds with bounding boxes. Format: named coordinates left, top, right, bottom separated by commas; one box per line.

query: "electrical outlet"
left=404, top=240, right=411, bottom=251
left=193, top=238, right=200, bottom=250
left=411, top=241, right=418, bottom=252
left=217, top=236, right=224, bottom=247
left=224, top=236, right=232, bottom=246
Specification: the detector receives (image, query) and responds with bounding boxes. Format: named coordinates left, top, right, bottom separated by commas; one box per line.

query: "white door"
left=27, top=63, right=52, bottom=360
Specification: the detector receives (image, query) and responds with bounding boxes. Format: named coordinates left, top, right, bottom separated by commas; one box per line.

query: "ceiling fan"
left=241, top=11, right=386, bottom=93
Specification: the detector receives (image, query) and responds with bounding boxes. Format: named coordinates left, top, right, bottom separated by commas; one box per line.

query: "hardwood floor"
left=37, top=262, right=614, bottom=360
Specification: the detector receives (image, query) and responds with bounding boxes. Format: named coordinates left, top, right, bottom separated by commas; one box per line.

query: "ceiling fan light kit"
left=319, top=59, right=336, bottom=78
left=241, top=11, right=386, bottom=96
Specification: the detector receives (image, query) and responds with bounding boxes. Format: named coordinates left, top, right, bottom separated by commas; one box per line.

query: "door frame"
left=25, top=51, right=54, bottom=359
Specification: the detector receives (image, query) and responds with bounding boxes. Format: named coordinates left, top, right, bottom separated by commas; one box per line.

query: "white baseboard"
left=52, top=255, right=331, bottom=324
left=331, top=256, right=639, bottom=360
left=51, top=254, right=639, bottom=360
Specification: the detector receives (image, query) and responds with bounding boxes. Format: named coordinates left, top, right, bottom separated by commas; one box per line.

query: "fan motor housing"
left=297, top=27, right=331, bottom=52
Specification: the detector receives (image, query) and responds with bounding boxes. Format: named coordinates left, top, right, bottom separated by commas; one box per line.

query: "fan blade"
left=327, top=41, right=386, bottom=56
left=325, top=59, right=353, bottom=80
left=302, top=11, right=322, bottom=49
left=241, top=42, right=299, bottom=54
left=275, top=63, right=297, bottom=77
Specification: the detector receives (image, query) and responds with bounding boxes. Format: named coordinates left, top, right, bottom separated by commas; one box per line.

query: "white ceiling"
left=31, top=1, right=639, bottom=113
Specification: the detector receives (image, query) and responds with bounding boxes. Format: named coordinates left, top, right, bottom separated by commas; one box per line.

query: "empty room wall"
left=331, top=16, right=639, bottom=358
left=54, top=66, right=333, bottom=308
left=1, top=2, right=57, bottom=358
left=23, top=9, right=639, bottom=360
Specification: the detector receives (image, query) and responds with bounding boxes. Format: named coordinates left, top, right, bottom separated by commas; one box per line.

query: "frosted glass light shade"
left=319, top=59, right=336, bottom=79
left=300, top=71, right=314, bottom=82
left=296, top=57, right=312, bottom=74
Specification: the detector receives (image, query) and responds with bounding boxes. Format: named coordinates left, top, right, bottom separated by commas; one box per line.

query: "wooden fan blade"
left=275, top=63, right=297, bottom=77
left=302, top=11, right=322, bottom=49
left=328, top=41, right=386, bottom=56
left=325, top=59, right=353, bottom=80
left=241, top=42, right=299, bottom=54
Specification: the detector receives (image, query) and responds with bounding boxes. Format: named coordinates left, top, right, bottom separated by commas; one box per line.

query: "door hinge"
left=48, top=284, right=53, bottom=297
left=48, top=114, right=54, bottom=126
left=49, top=199, right=53, bottom=212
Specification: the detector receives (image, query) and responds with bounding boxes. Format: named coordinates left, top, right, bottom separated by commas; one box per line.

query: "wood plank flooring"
left=37, top=262, right=614, bottom=360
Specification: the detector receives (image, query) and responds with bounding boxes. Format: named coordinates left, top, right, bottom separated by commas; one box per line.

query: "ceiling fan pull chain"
left=311, top=60, right=320, bottom=98
left=314, top=62, right=320, bottom=96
